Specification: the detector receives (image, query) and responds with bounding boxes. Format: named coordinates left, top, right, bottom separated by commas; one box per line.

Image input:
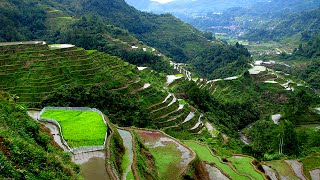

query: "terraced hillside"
left=134, top=129, right=195, bottom=180
left=0, top=43, right=137, bottom=106
left=0, top=43, right=209, bottom=137
left=1, top=43, right=319, bottom=179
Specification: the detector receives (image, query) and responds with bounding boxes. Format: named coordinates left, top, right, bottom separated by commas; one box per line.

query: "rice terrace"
left=0, top=0, right=320, bottom=179
left=40, top=108, right=107, bottom=148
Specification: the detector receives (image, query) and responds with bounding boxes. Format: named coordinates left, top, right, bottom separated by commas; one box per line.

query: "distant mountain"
left=125, top=0, right=267, bottom=20
left=243, top=8, right=320, bottom=41
left=125, top=0, right=320, bottom=40
left=0, top=0, right=252, bottom=79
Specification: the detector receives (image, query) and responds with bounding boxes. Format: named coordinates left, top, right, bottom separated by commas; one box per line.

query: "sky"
left=150, top=0, right=175, bottom=3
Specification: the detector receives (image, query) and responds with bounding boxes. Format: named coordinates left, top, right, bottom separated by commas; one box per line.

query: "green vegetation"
left=178, top=99, right=186, bottom=105
left=109, top=125, right=126, bottom=177
left=135, top=130, right=189, bottom=180
left=0, top=44, right=137, bottom=106
left=151, top=143, right=182, bottom=179
left=244, top=8, right=320, bottom=42
left=121, top=149, right=130, bottom=174
left=0, top=0, right=319, bottom=178
left=227, top=156, right=264, bottom=180
left=0, top=0, right=252, bottom=78
left=126, top=171, right=134, bottom=180
left=40, top=109, right=106, bottom=147
left=190, top=42, right=251, bottom=79
left=300, top=153, right=320, bottom=179
left=0, top=92, right=79, bottom=179
left=132, top=131, right=159, bottom=180
left=266, top=160, right=299, bottom=180
left=183, top=141, right=249, bottom=180
left=277, top=33, right=320, bottom=91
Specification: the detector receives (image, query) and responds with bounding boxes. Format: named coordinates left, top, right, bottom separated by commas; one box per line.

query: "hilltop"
left=0, top=0, right=252, bottom=79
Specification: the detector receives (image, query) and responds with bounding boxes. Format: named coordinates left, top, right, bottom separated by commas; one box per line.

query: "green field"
left=300, top=153, right=320, bottom=179
left=227, top=156, right=264, bottom=180
left=121, top=150, right=130, bottom=173
left=266, top=160, right=299, bottom=180
left=150, top=143, right=182, bottom=179
left=183, top=141, right=249, bottom=180
left=135, top=130, right=188, bottom=180
left=41, top=109, right=107, bottom=147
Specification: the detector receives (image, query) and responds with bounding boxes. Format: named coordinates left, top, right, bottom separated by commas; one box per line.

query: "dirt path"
left=28, top=111, right=69, bottom=150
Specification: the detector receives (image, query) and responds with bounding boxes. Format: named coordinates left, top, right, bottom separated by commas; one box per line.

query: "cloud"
left=150, top=0, right=175, bottom=4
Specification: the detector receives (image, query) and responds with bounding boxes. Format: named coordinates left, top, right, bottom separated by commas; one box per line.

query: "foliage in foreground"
left=0, top=91, right=79, bottom=179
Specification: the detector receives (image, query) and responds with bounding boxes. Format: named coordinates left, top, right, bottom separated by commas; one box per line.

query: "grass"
left=183, top=141, right=249, bottom=180
left=300, top=153, right=320, bottom=179
left=227, top=156, right=264, bottom=180
left=40, top=109, right=107, bottom=148
left=178, top=99, right=186, bottom=105
left=126, top=171, right=134, bottom=180
left=175, top=74, right=184, bottom=77
left=150, top=143, right=182, bottom=180
left=266, top=160, right=299, bottom=180
left=121, top=149, right=134, bottom=179
left=121, top=150, right=130, bottom=173
left=135, top=130, right=185, bottom=180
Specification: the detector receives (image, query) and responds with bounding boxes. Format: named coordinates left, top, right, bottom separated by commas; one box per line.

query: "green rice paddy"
left=266, top=160, right=299, bottom=180
left=227, top=156, right=264, bottom=180
left=183, top=141, right=249, bottom=180
left=150, top=143, right=182, bottom=180
left=41, top=109, right=107, bottom=147
left=300, top=153, right=320, bottom=179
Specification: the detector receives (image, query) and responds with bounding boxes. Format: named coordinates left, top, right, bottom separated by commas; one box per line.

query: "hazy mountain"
left=125, top=0, right=270, bottom=19
left=126, top=0, right=320, bottom=39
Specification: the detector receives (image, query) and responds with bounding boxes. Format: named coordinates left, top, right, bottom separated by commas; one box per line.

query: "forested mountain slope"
left=244, top=8, right=320, bottom=41
left=276, top=33, right=320, bottom=91
left=0, top=0, right=252, bottom=79
left=0, top=92, right=79, bottom=179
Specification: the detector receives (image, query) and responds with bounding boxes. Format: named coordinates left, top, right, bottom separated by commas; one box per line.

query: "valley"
left=1, top=41, right=319, bottom=179
left=0, top=0, right=319, bottom=179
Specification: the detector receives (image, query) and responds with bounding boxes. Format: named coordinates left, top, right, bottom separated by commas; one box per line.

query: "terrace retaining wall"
left=130, top=127, right=197, bottom=179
